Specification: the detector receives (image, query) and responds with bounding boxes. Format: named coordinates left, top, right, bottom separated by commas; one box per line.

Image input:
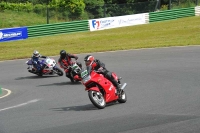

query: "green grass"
left=0, top=16, right=200, bottom=61
left=0, top=10, right=45, bottom=28
left=0, top=10, right=64, bottom=28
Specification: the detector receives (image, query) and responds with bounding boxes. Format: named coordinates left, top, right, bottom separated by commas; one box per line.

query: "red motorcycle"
left=80, top=66, right=127, bottom=109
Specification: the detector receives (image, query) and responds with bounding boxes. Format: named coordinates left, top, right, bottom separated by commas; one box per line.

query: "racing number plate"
left=81, top=70, right=88, bottom=79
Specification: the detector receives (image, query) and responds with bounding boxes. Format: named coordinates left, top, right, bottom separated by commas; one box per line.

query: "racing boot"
left=105, top=72, right=121, bottom=95
left=110, top=78, right=121, bottom=95
left=115, top=84, right=121, bottom=95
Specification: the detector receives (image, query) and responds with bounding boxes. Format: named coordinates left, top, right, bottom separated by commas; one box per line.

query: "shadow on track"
left=51, top=102, right=120, bottom=112
left=36, top=81, right=82, bottom=87
left=15, top=75, right=59, bottom=80
left=50, top=104, right=98, bottom=111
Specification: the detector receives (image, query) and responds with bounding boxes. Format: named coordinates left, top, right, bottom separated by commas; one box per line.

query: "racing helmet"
left=33, top=50, right=40, bottom=58
left=60, top=50, right=67, bottom=59
left=84, top=55, right=94, bottom=66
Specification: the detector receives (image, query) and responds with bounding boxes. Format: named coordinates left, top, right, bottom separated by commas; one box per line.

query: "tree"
left=58, top=0, right=85, bottom=20
left=104, top=0, right=136, bottom=4
left=84, top=0, right=104, bottom=19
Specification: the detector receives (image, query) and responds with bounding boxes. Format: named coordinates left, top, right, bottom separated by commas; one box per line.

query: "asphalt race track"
left=1, top=46, right=200, bottom=133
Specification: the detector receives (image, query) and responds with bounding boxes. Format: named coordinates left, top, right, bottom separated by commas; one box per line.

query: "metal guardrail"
left=27, top=20, right=89, bottom=38
left=149, top=7, right=195, bottom=22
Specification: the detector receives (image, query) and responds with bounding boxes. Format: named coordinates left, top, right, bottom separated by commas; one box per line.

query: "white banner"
left=89, top=13, right=146, bottom=31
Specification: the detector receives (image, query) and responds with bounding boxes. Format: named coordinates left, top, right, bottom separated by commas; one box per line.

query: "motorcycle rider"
left=84, top=55, right=120, bottom=94
left=58, top=50, right=82, bottom=82
left=31, top=50, right=47, bottom=74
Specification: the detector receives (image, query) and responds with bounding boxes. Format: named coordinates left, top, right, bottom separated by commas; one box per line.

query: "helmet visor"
left=61, top=55, right=65, bottom=59
left=34, top=53, right=39, bottom=57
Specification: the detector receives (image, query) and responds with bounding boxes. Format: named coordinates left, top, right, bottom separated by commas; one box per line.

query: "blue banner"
left=0, top=27, right=28, bottom=42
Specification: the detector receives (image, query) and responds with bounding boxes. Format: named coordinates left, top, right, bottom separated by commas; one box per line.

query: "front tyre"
left=117, top=90, right=127, bottom=103
left=88, top=91, right=106, bottom=109
left=36, top=72, right=43, bottom=76
left=55, top=68, right=63, bottom=76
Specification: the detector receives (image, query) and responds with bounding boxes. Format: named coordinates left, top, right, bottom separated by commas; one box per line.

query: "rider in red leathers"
left=58, top=50, right=82, bottom=82
left=84, top=55, right=120, bottom=94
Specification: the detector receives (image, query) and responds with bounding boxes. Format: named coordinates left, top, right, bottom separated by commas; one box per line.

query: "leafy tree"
left=104, top=0, right=135, bottom=4
left=104, top=0, right=137, bottom=17
left=59, top=0, right=85, bottom=20
left=2, top=0, right=47, bottom=4
left=84, top=0, right=104, bottom=19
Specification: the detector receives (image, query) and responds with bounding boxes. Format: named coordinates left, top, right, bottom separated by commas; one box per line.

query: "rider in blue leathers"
left=31, top=50, right=47, bottom=74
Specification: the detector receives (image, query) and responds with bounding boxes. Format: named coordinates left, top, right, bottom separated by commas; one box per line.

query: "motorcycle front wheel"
left=88, top=90, right=106, bottom=109
left=55, top=67, right=63, bottom=76
left=117, top=90, right=127, bottom=103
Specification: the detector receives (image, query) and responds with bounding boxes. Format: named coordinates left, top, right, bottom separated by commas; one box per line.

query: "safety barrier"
left=195, top=6, right=200, bottom=16
left=27, top=20, right=89, bottom=38
left=149, top=7, right=195, bottom=22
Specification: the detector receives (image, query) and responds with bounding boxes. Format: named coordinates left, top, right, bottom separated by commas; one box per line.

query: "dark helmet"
left=60, top=50, right=67, bottom=59
left=84, top=55, right=95, bottom=66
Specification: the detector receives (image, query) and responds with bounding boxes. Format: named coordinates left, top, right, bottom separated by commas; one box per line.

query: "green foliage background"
left=0, top=0, right=198, bottom=28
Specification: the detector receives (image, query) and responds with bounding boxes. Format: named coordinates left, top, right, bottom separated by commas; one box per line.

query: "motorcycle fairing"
left=26, top=60, right=33, bottom=65
left=86, top=87, right=100, bottom=92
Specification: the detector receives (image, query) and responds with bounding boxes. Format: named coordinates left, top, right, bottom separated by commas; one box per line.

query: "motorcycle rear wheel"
left=117, top=90, right=127, bottom=103
left=88, top=90, right=106, bottom=109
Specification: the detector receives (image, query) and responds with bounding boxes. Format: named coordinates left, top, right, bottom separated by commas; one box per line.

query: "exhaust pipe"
left=121, top=83, right=127, bottom=90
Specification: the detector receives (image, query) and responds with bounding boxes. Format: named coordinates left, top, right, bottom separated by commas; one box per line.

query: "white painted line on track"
left=0, top=88, right=11, bottom=99
left=0, top=99, right=40, bottom=112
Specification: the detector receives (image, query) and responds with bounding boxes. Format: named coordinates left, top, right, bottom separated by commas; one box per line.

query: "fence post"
left=155, top=0, right=160, bottom=11
left=168, top=0, right=172, bottom=10
left=46, top=0, right=49, bottom=24
left=196, top=0, right=199, bottom=6
left=104, top=4, right=106, bottom=18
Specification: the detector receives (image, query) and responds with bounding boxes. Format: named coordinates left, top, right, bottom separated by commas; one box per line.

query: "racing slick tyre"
left=117, top=90, right=127, bottom=103
left=55, top=68, right=63, bottom=76
left=88, top=90, right=106, bottom=109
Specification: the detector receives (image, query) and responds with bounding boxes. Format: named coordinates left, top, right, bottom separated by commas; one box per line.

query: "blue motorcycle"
left=26, top=57, right=63, bottom=76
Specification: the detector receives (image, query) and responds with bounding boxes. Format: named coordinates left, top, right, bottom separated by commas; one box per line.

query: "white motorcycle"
left=26, top=57, right=63, bottom=76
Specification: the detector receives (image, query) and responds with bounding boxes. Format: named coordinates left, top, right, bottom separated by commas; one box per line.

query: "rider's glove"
left=33, top=61, right=37, bottom=64
left=75, top=56, right=78, bottom=60
left=98, top=67, right=103, bottom=71
left=97, top=67, right=104, bottom=73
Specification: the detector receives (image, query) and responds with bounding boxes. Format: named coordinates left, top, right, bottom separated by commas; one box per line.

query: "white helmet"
left=33, top=50, right=40, bottom=57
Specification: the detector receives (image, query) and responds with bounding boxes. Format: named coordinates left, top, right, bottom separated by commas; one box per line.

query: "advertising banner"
left=0, top=27, right=28, bottom=42
left=89, top=13, right=146, bottom=31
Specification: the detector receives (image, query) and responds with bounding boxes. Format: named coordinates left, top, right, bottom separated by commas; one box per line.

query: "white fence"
left=195, top=6, right=200, bottom=16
